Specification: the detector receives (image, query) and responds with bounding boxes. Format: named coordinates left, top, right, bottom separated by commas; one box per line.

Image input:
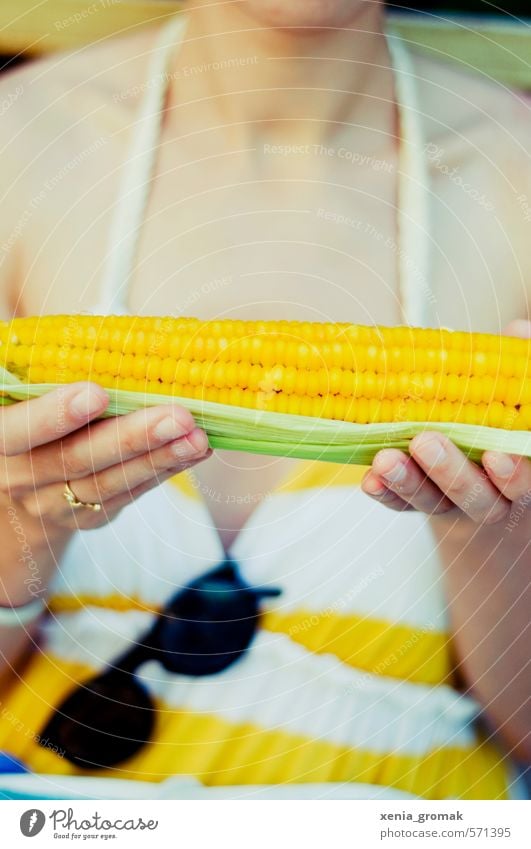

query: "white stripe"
left=51, top=486, right=447, bottom=632
left=233, top=488, right=448, bottom=630
left=0, top=772, right=419, bottom=800
left=138, top=633, right=478, bottom=755
left=50, top=484, right=223, bottom=604
left=44, top=607, right=152, bottom=667
left=44, top=615, right=478, bottom=757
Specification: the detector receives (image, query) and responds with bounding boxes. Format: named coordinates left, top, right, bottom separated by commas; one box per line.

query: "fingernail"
left=172, top=429, right=209, bottom=459
left=485, top=452, right=515, bottom=479
left=187, top=429, right=210, bottom=455
left=381, top=462, right=407, bottom=484
left=71, top=386, right=105, bottom=418
left=414, top=435, right=447, bottom=468
left=509, top=319, right=531, bottom=339
left=154, top=416, right=188, bottom=442
left=364, top=478, right=387, bottom=496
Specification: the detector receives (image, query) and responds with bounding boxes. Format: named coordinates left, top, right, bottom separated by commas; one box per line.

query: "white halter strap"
left=97, top=14, right=188, bottom=314
left=386, top=30, right=433, bottom=327
left=98, top=16, right=433, bottom=327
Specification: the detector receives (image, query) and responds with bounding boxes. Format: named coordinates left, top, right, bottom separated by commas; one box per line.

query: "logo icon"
left=20, top=810, right=46, bottom=837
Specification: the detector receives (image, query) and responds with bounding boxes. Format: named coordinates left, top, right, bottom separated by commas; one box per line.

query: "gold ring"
left=63, top=481, right=102, bottom=512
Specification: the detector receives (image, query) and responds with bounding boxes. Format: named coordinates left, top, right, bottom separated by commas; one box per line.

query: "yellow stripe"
left=0, top=655, right=510, bottom=799
left=167, top=471, right=202, bottom=502
left=166, top=461, right=368, bottom=505
left=46, top=595, right=449, bottom=686
left=47, top=595, right=158, bottom=615
left=263, top=610, right=451, bottom=686
left=275, top=461, right=368, bottom=495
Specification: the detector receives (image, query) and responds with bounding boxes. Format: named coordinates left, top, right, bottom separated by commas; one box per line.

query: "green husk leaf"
left=1, top=366, right=531, bottom=465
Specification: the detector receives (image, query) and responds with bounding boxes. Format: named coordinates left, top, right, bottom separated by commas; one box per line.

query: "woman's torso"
left=6, top=23, right=530, bottom=541
left=0, top=18, right=530, bottom=798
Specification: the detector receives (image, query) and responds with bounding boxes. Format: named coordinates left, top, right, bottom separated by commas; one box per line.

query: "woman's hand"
left=0, top=382, right=211, bottom=531
left=362, top=321, right=531, bottom=762
left=362, top=320, right=531, bottom=526
left=362, top=436, right=531, bottom=526
left=0, top=381, right=211, bottom=676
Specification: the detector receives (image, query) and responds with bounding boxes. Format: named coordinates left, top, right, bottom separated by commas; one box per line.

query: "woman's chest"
left=125, top=156, right=405, bottom=324
left=21, top=145, right=527, bottom=331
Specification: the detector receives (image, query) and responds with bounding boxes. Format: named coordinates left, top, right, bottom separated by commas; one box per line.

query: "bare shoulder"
left=0, top=25, right=159, bottom=116
left=413, top=50, right=531, bottom=169
left=0, top=26, right=168, bottom=306
left=0, top=26, right=162, bottom=201
left=413, top=51, right=531, bottom=299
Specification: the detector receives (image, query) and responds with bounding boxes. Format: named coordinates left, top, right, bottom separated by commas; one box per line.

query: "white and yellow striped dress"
left=0, top=15, right=521, bottom=799
left=0, top=462, right=517, bottom=798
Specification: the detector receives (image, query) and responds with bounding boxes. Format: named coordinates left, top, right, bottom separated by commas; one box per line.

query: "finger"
left=410, top=432, right=511, bottom=524
left=21, top=430, right=211, bottom=528
left=27, top=403, right=196, bottom=486
left=503, top=319, right=531, bottom=339
left=99, top=460, right=206, bottom=521
left=0, top=383, right=108, bottom=456
left=26, top=460, right=205, bottom=531
left=482, top=452, right=531, bottom=504
left=361, top=470, right=417, bottom=512
left=370, top=449, right=456, bottom=515
left=62, top=427, right=210, bottom=506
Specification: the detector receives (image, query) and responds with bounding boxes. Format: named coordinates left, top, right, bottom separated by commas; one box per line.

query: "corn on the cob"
left=1, top=314, right=531, bottom=431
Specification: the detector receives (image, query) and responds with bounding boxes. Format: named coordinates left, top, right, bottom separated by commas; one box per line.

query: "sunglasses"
left=40, top=560, right=280, bottom=769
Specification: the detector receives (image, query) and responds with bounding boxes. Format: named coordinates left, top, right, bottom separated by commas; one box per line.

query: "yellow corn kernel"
left=1, top=315, right=530, bottom=430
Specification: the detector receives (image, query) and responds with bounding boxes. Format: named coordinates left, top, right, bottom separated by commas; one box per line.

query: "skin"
left=0, top=0, right=530, bottom=760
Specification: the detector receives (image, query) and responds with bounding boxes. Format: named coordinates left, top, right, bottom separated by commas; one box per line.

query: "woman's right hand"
left=0, top=382, right=211, bottom=532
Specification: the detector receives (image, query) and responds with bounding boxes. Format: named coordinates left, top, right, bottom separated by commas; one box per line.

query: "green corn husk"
left=1, top=366, right=531, bottom=464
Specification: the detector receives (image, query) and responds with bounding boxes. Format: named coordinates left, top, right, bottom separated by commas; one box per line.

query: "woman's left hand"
left=362, top=320, right=531, bottom=526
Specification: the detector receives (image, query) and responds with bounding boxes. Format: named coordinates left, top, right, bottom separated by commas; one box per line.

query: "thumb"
left=503, top=319, right=531, bottom=339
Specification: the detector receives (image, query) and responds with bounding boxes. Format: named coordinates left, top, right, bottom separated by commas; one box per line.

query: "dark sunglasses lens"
left=156, top=567, right=262, bottom=676
left=40, top=671, right=155, bottom=769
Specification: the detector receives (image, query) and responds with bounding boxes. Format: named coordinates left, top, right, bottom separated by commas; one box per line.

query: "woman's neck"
left=168, top=2, right=394, bottom=151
